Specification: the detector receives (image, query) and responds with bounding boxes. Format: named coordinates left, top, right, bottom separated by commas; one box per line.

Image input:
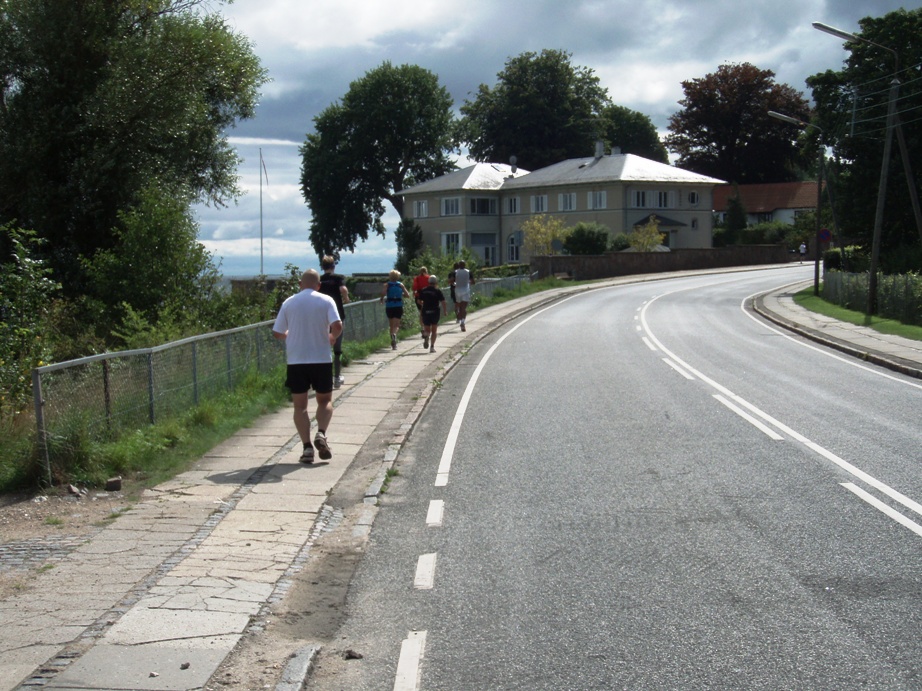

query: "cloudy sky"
left=195, top=0, right=919, bottom=277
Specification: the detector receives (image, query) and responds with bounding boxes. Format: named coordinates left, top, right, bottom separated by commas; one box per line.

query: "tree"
left=301, top=62, right=457, bottom=259
left=394, top=219, right=424, bottom=275
left=808, top=8, right=922, bottom=255
left=563, top=222, right=611, bottom=255
left=599, top=105, right=668, bottom=163
left=0, top=226, right=59, bottom=416
left=724, top=187, right=748, bottom=245
left=0, top=0, right=268, bottom=296
left=665, top=63, right=811, bottom=184
left=460, top=50, right=610, bottom=171
left=629, top=218, right=666, bottom=252
left=520, top=215, right=570, bottom=256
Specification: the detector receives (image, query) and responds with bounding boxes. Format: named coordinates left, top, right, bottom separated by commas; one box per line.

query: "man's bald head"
left=300, top=269, right=321, bottom=289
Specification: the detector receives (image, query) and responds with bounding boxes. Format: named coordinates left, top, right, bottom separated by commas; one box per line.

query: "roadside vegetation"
left=795, top=288, right=922, bottom=342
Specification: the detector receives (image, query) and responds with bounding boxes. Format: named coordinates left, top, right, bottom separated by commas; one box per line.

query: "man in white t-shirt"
left=273, top=269, right=343, bottom=463
left=453, top=260, right=474, bottom=331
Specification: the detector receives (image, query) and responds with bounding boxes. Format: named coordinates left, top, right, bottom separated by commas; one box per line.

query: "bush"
left=563, top=222, right=610, bottom=255
left=609, top=233, right=631, bottom=251
left=824, top=245, right=868, bottom=273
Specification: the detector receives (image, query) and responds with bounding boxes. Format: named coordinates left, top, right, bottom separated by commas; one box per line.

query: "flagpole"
left=259, top=147, right=264, bottom=275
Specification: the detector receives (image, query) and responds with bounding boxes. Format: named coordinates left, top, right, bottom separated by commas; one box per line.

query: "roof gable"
left=402, top=162, right=529, bottom=195
left=501, top=153, right=726, bottom=189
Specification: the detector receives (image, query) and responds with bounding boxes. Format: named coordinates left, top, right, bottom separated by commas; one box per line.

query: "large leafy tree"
left=808, top=8, right=922, bottom=254
left=599, top=104, right=668, bottom=163
left=460, top=49, right=611, bottom=171
left=0, top=0, right=267, bottom=295
left=665, top=63, right=811, bottom=184
left=300, top=62, right=457, bottom=259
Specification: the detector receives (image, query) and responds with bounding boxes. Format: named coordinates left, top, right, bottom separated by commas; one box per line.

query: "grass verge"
left=794, top=288, right=922, bottom=342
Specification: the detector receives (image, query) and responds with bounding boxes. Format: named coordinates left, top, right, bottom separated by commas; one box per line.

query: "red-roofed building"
left=713, top=182, right=819, bottom=226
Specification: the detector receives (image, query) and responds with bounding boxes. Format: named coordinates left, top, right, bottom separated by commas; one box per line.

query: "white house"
left=401, top=146, right=726, bottom=265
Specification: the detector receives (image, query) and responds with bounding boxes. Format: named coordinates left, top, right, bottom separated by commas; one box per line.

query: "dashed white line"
left=414, top=553, right=437, bottom=590
left=394, top=630, right=427, bottom=691
left=426, top=500, right=444, bottom=527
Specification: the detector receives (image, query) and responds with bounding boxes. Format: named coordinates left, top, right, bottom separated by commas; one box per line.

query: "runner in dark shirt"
left=318, top=256, right=350, bottom=388
left=418, top=275, right=447, bottom=353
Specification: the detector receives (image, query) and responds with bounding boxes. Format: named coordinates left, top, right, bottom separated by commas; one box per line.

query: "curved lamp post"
left=768, top=111, right=823, bottom=295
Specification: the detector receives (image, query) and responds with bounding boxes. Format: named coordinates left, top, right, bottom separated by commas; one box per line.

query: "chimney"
left=594, top=140, right=604, bottom=159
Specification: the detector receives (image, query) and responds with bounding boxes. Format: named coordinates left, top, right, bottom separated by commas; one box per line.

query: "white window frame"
left=469, top=197, right=497, bottom=215
left=506, top=196, right=520, bottom=214
left=632, top=190, right=647, bottom=208
left=441, top=197, right=461, bottom=216
left=507, top=234, right=520, bottom=262
left=413, top=200, right=428, bottom=218
left=688, top=191, right=700, bottom=206
left=558, top=192, right=576, bottom=212
left=442, top=232, right=462, bottom=254
left=588, top=190, right=607, bottom=210
left=530, top=194, right=548, bottom=213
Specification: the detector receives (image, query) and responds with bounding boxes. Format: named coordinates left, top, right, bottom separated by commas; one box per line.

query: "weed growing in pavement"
left=381, top=467, right=400, bottom=493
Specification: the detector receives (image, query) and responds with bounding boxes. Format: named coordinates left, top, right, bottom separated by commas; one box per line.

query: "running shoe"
left=423, top=337, right=429, bottom=349
left=333, top=375, right=344, bottom=389
left=313, top=432, right=332, bottom=460
left=299, top=446, right=315, bottom=464
left=430, top=346, right=435, bottom=353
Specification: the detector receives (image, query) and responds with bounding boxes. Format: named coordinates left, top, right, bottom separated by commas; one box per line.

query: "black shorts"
left=285, top=363, right=333, bottom=395
left=386, top=306, right=403, bottom=320
left=421, top=310, right=441, bottom=326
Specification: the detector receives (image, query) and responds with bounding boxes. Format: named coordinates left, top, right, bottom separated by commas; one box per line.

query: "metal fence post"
left=226, top=334, right=233, bottom=390
left=192, top=341, right=199, bottom=406
left=147, top=352, right=155, bottom=425
left=103, top=359, right=112, bottom=432
left=32, top=369, right=52, bottom=487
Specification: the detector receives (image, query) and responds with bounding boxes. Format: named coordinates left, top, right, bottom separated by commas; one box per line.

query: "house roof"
left=500, top=153, right=726, bottom=189
left=633, top=213, right=686, bottom=227
left=402, top=162, right=529, bottom=195
left=712, top=181, right=819, bottom=213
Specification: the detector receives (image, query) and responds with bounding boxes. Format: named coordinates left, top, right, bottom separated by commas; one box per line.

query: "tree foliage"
left=599, top=105, right=669, bottom=163
left=0, top=0, right=267, bottom=297
left=0, top=226, right=59, bottom=416
left=665, top=63, right=811, bottom=184
left=808, top=8, right=922, bottom=254
left=563, top=222, right=611, bottom=255
left=629, top=218, right=666, bottom=252
left=300, top=62, right=458, bottom=260
left=460, top=50, right=610, bottom=171
left=521, top=215, right=570, bottom=256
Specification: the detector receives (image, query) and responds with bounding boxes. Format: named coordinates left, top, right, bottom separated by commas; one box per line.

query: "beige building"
left=401, top=146, right=727, bottom=265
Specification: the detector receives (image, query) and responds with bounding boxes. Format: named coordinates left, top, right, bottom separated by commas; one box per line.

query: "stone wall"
left=530, top=245, right=791, bottom=280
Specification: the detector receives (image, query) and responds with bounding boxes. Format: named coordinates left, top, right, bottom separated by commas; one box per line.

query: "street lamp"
left=768, top=110, right=823, bottom=295
left=813, top=21, right=922, bottom=313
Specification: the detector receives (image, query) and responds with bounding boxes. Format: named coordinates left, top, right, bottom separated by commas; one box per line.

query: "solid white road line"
left=414, top=553, right=437, bottom=590
left=841, top=483, right=922, bottom=538
left=714, top=394, right=785, bottom=440
left=663, top=358, right=695, bottom=379
left=435, top=296, right=580, bottom=487
left=426, top=500, right=444, bottom=527
left=394, top=630, right=427, bottom=691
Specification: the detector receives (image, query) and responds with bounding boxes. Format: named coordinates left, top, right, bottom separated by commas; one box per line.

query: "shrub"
left=563, top=222, right=610, bottom=255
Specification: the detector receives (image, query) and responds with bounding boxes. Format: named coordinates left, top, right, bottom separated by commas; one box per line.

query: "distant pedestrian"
left=448, top=262, right=459, bottom=321
left=272, top=269, right=343, bottom=464
left=454, top=260, right=474, bottom=332
left=318, top=256, right=350, bottom=389
left=381, top=269, right=411, bottom=350
left=799, top=242, right=807, bottom=263
left=418, top=275, right=448, bottom=353
left=412, top=266, right=430, bottom=343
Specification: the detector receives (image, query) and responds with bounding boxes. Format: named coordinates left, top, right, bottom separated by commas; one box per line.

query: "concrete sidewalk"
left=2, top=268, right=919, bottom=691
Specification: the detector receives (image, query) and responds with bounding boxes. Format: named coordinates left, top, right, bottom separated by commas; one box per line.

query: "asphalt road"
left=307, top=266, right=922, bottom=690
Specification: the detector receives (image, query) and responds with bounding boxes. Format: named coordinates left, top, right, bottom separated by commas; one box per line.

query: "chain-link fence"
left=823, top=270, right=922, bottom=326
left=32, top=298, right=393, bottom=482
left=30, top=281, right=532, bottom=482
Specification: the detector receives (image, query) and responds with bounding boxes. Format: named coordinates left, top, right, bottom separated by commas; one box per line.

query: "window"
left=530, top=194, right=548, bottom=213
left=441, top=197, right=461, bottom=216
left=691, top=218, right=699, bottom=229
left=558, top=193, right=576, bottom=211
left=413, top=200, right=428, bottom=218
left=588, top=190, right=607, bottom=210
left=632, top=190, right=675, bottom=208
left=506, top=197, right=520, bottom=214
left=469, top=197, right=497, bottom=215
left=508, top=234, right=520, bottom=262
left=442, top=232, right=461, bottom=254
left=688, top=191, right=700, bottom=206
